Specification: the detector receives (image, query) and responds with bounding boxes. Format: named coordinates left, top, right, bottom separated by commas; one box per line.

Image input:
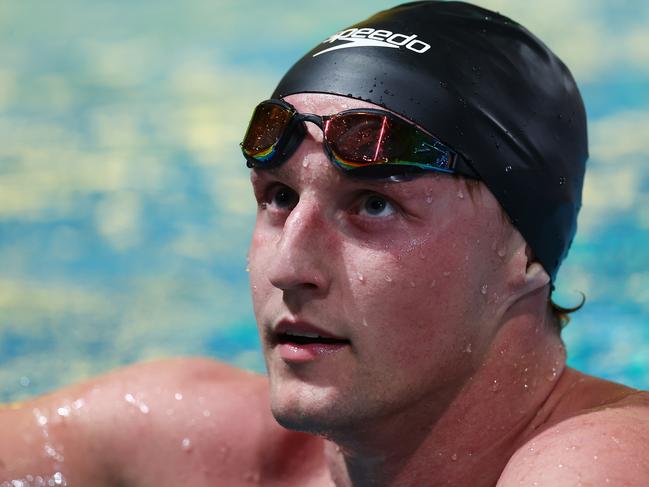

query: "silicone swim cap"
left=272, top=1, right=588, bottom=282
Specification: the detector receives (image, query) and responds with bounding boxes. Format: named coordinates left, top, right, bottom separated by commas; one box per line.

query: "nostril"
left=269, top=275, right=322, bottom=292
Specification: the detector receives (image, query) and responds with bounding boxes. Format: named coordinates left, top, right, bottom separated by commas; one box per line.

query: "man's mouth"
left=270, top=321, right=351, bottom=348
left=275, top=331, right=350, bottom=346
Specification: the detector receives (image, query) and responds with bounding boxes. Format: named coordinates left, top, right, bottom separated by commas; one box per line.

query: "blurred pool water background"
left=1, top=0, right=648, bottom=402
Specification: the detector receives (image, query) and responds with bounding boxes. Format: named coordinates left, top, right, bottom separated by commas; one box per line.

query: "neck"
left=324, top=302, right=567, bottom=487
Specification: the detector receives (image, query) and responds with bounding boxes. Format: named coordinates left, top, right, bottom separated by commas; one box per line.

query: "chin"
left=268, top=380, right=360, bottom=436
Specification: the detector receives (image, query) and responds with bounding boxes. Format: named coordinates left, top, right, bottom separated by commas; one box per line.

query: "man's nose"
left=266, top=197, right=332, bottom=294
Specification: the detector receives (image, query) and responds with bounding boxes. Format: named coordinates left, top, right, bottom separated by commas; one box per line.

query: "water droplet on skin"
left=302, top=159, right=310, bottom=168
left=52, top=472, right=66, bottom=486
left=362, top=318, right=369, bottom=327
left=181, top=438, right=192, bottom=452
left=203, top=409, right=211, bottom=417
left=443, top=271, right=451, bottom=277
left=44, top=443, right=64, bottom=463
left=481, top=284, right=488, bottom=295
left=409, top=281, right=416, bottom=288
left=545, top=367, right=558, bottom=381
left=558, top=463, right=564, bottom=468
left=425, top=196, right=433, bottom=204
left=357, top=272, right=365, bottom=282
left=457, top=190, right=464, bottom=199
left=174, top=393, right=183, bottom=401
left=124, top=393, right=150, bottom=414
left=497, top=247, right=507, bottom=258
left=464, top=343, right=472, bottom=353
left=56, top=406, right=70, bottom=418
left=491, top=379, right=500, bottom=392
left=430, top=280, right=437, bottom=288
left=384, top=275, right=392, bottom=282
left=451, top=453, right=458, bottom=461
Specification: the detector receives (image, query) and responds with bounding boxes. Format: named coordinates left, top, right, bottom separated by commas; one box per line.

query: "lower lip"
left=277, top=342, right=349, bottom=363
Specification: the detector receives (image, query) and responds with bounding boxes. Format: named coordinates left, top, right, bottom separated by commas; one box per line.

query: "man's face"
left=248, top=93, right=525, bottom=434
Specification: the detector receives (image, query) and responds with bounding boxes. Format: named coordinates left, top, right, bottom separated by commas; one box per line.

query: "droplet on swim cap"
left=272, top=1, right=588, bottom=282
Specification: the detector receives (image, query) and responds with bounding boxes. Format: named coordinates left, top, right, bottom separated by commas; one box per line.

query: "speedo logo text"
left=313, top=27, right=431, bottom=57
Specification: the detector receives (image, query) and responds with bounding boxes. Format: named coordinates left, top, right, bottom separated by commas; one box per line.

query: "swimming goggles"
left=241, top=98, right=479, bottom=179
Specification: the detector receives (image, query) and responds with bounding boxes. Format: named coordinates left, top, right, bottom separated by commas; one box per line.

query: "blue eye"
left=360, top=194, right=395, bottom=217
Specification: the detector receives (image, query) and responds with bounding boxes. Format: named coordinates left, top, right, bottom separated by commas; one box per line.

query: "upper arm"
left=0, top=386, right=113, bottom=485
left=0, top=357, right=268, bottom=486
left=497, top=406, right=649, bottom=486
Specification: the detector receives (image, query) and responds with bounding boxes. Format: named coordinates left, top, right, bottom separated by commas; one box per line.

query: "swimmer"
left=2, top=2, right=649, bottom=486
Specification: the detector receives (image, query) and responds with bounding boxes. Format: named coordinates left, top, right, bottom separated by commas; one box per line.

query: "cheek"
left=344, top=227, right=501, bottom=349
left=344, top=246, right=463, bottom=336
left=248, top=225, right=276, bottom=313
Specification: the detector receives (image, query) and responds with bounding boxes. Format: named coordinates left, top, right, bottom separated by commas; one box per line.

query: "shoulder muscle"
left=498, top=402, right=649, bottom=486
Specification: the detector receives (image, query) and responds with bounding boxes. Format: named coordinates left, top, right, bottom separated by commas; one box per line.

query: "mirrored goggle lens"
left=325, top=112, right=410, bottom=168
left=241, top=103, right=293, bottom=161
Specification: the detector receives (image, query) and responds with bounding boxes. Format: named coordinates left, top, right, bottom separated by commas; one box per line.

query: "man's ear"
left=524, top=244, right=551, bottom=289
left=506, top=240, right=551, bottom=306
left=524, top=261, right=551, bottom=294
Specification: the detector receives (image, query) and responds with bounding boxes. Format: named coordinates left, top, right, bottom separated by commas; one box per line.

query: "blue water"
left=1, top=1, right=648, bottom=402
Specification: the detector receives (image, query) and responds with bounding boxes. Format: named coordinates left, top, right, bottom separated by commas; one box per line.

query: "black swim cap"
left=272, top=1, right=588, bottom=281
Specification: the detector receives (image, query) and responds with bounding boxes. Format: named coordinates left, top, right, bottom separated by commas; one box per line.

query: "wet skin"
left=1, top=93, right=649, bottom=486
left=248, top=93, right=649, bottom=485
left=248, top=94, right=539, bottom=438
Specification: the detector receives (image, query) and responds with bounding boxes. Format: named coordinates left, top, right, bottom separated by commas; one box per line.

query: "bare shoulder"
left=98, top=357, right=326, bottom=485
left=1, top=357, right=321, bottom=486
left=498, top=374, right=649, bottom=486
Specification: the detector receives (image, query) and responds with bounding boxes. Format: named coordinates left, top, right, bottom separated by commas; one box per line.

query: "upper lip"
left=270, top=319, right=349, bottom=343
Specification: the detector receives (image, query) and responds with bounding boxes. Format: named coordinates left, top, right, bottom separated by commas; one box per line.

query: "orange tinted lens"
left=325, top=112, right=400, bottom=165
left=242, top=103, right=293, bottom=156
